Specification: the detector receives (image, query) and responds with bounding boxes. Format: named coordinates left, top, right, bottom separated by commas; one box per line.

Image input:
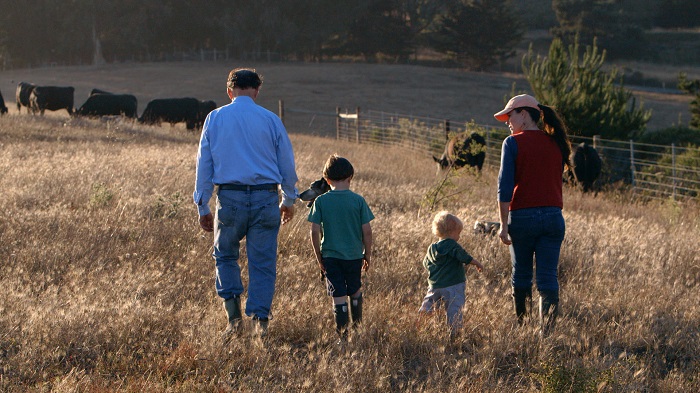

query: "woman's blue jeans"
left=213, top=188, right=280, bottom=319
left=508, top=207, right=565, bottom=293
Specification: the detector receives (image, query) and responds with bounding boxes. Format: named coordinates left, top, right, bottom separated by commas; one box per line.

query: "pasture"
left=0, top=61, right=697, bottom=133
left=0, top=62, right=699, bottom=392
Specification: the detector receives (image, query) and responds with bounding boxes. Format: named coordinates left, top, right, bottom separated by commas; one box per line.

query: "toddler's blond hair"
left=431, top=211, right=463, bottom=238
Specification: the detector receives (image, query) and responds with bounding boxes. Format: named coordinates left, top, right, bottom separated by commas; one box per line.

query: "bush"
left=638, top=126, right=700, bottom=146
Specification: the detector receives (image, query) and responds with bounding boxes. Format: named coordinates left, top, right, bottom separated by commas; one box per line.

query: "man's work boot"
left=223, top=296, right=242, bottom=334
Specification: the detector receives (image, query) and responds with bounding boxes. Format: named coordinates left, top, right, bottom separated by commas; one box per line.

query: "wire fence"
left=279, top=102, right=700, bottom=201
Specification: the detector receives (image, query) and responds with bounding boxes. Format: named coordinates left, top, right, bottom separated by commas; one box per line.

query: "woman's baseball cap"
left=494, top=94, right=540, bottom=122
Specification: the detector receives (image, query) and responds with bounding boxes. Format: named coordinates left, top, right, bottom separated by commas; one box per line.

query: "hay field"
left=0, top=62, right=699, bottom=392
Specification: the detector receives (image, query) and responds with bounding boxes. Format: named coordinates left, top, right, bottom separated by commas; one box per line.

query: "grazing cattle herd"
left=29, top=86, right=75, bottom=115
left=569, top=141, right=603, bottom=193
left=0, top=81, right=602, bottom=191
left=76, top=92, right=138, bottom=118
left=138, top=97, right=212, bottom=130
left=433, top=132, right=487, bottom=173
left=2, top=81, right=216, bottom=130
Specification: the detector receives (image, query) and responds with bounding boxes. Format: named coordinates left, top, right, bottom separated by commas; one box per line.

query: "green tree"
left=678, top=73, right=700, bottom=129
left=430, top=0, right=523, bottom=70
left=341, top=0, right=413, bottom=61
left=277, top=0, right=357, bottom=61
left=523, top=37, right=651, bottom=139
left=552, top=0, right=647, bottom=60
left=656, top=0, right=700, bottom=28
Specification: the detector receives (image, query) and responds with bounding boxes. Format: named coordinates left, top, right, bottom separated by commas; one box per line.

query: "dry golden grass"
left=0, top=106, right=698, bottom=392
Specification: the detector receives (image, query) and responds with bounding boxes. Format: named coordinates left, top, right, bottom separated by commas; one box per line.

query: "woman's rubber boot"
left=350, top=294, right=363, bottom=327
left=334, top=303, right=349, bottom=342
left=512, top=287, right=531, bottom=326
left=539, top=290, right=559, bottom=337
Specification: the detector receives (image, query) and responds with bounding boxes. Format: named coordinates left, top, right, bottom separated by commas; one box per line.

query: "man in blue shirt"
left=194, top=68, right=298, bottom=339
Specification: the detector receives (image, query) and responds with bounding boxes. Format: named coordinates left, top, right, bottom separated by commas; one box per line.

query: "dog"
left=299, top=177, right=330, bottom=207
left=473, top=220, right=500, bottom=236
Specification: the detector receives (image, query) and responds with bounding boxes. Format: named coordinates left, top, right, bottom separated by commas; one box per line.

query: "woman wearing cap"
left=494, top=94, right=572, bottom=336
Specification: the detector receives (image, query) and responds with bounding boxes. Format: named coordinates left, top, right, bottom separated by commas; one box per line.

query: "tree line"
left=0, top=0, right=697, bottom=70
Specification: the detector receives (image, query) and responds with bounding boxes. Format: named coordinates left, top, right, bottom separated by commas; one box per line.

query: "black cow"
left=195, top=100, right=217, bottom=129
left=29, top=86, right=74, bottom=115
left=75, top=93, right=138, bottom=118
left=570, top=142, right=602, bottom=192
left=139, top=97, right=200, bottom=130
left=90, top=88, right=113, bottom=96
left=299, top=178, right=331, bottom=207
left=15, top=82, right=36, bottom=113
left=0, top=89, right=8, bottom=115
left=433, top=132, right=486, bottom=172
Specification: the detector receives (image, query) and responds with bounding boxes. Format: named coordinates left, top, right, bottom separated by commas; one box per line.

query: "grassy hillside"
left=0, top=110, right=698, bottom=391
left=0, top=61, right=697, bottom=134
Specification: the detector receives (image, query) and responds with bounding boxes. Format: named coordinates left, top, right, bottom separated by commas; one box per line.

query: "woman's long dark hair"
left=522, top=105, right=572, bottom=169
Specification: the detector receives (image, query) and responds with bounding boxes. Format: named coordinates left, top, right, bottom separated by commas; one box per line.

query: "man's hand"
left=280, top=203, right=295, bottom=225
left=199, top=213, right=214, bottom=232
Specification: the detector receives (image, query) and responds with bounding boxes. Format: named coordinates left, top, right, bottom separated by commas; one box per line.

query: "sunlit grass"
left=0, top=114, right=698, bottom=392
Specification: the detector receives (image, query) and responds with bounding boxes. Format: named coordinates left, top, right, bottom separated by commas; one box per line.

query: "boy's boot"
left=538, top=290, right=559, bottom=337
left=223, top=296, right=242, bottom=340
left=334, top=303, right=349, bottom=341
left=512, top=287, right=532, bottom=326
left=350, top=294, right=363, bottom=327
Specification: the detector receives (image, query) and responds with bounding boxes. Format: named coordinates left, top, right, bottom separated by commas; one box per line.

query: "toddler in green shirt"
left=419, top=211, right=483, bottom=337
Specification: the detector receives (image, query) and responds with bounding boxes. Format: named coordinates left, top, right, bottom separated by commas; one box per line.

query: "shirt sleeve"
left=275, top=118, right=299, bottom=207
left=193, top=120, right=215, bottom=216
left=449, top=243, right=474, bottom=265
left=498, top=136, right=518, bottom=203
left=360, top=197, right=374, bottom=224
left=307, top=199, right=321, bottom=224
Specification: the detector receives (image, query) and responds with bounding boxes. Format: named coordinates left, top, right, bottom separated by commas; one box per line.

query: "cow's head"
left=299, top=177, right=331, bottom=207
left=432, top=154, right=450, bottom=171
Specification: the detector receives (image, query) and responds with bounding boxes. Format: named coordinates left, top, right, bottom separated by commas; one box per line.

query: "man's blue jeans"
left=508, top=207, right=565, bottom=293
left=213, top=188, right=280, bottom=319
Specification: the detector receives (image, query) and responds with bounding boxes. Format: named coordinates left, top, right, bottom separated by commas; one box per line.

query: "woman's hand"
left=499, top=225, right=512, bottom=245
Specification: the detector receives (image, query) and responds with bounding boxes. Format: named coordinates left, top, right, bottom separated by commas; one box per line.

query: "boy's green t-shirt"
left=423, top=238, right=474, bottom=289
left=307, top=189, right=374, bottom=260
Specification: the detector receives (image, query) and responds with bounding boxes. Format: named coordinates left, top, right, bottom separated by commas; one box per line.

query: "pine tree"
left=522, top=37, right=651, bottom=139
left=678, top=73, right=700, bottom=130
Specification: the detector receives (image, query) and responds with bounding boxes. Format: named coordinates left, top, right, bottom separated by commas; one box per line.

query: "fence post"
left=278, top=100, right=285, bottom=125
left=593, top=135, right=600, bottom=149
left=630, top=139, right=636, bottom=188
left=444, top=120, right=450, bottom=140
left=486, top=128, right=492, bottom=167
left=355, top=107, right=361, bottom=144
left=672, top=143, right=676, bottom=200
left=336, top=107, right=340, bottom=140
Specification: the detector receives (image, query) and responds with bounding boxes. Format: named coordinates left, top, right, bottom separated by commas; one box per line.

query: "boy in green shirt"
left=419, top=211, right=483, bottom=337
left=308, top=154, right=374, bottom=341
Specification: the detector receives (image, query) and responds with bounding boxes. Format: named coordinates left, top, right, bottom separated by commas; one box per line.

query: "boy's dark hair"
left=227, top=68, right=263, bottom=90
left=323, top=154, right=354, bottom=181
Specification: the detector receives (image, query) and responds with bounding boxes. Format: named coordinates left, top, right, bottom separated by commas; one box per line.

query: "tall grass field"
left=1, top=62, right=699, bottom=392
